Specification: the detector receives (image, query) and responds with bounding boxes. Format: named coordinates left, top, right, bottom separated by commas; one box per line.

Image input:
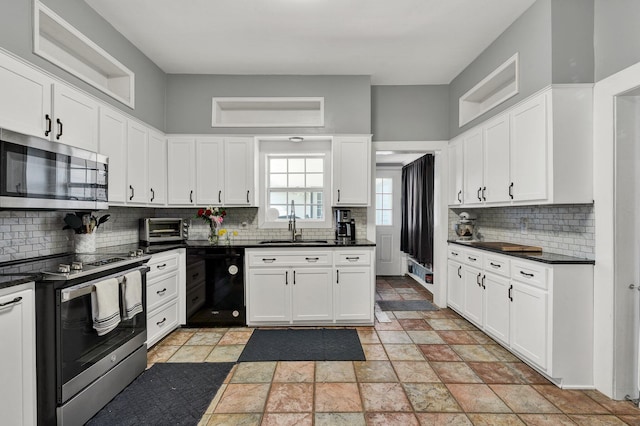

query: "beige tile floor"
left=147, top=276, right=640, bottom=426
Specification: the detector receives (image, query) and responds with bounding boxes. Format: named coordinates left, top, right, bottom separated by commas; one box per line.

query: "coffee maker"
left=335, top=209, right=356, bottom=242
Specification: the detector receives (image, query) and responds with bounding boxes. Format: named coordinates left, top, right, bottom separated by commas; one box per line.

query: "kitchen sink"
left=259, top=239, right=330, bottom=245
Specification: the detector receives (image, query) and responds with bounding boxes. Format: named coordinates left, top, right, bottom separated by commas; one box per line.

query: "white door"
left=375, top=169, right=402, bottom=276
left=483, top=272, right=510, bottom=345
left=462, top=129, right=484, bottom=205
left=291, top=268, right=333, bottom=321
left=196, top=137, right=224, bottom=205
left=224, top=137, right=255, bottom=205
left=52, top=83, right=98, bottom=151
left=335, top=267, right=372, bottom=321
left=147, top=130, right=167, bottom=205
left=167, top=138, right=196, bottom=205
left=126, top=121, right=148, bottom=204
left=510, top=281, right=548, bottom=370
left=98, top=107, right=127, bottom=204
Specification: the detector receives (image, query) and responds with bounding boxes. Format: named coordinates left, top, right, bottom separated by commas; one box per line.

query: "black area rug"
left=238, top=328, right=365, bottom=362
left=87, top=362, right=234, bottom=426
left=377, top=300, right=438, bottom=311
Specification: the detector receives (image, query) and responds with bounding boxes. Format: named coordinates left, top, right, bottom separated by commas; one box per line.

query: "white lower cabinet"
left=0, top=282, right=36, bottom=426
left=246, top=247, right=374, bottom=326
left=146, top=249, right=186, bottom=347
left=446, top=244, right=593, bottom=387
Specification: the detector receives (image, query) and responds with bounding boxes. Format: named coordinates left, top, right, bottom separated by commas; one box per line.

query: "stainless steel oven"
left=35, top=254, right=149, bottom=426
left=0, top=128, right=108, bottom=210
left=139, top=217, right=187, bottom=245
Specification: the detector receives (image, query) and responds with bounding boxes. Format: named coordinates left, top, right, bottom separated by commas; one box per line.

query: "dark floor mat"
left=87, top=362, right=234, bottom=426
left=377, top=300, right=438, bottom=311
left=238, top=328, right=365, bottom=362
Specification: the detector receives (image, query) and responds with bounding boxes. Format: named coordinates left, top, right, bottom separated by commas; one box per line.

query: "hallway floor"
left=148, top=276, right=640, bottom=425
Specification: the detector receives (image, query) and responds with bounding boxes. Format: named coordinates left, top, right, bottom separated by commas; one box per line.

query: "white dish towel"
left=123, top=270, right=143, bottom=320
left=92, top=278, right=121, bottom=336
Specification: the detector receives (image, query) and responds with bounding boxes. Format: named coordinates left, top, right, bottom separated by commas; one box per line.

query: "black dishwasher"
left=186, top=247, right=245, bottom=326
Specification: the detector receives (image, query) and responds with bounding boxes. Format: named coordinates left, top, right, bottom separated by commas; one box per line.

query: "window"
left=376, top=177, right=393, bottom=225
left=268, top=155, right=325, bottom=220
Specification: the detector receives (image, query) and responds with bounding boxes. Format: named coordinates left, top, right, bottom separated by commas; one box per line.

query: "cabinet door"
left=167, top=138, right=196, bottom=205
left=291, top=268, right=333, bottom=321
left=147, top=130, right=167, bottom=205
left=0, top=54, right=52, bottom=138
left=224, top=137, right=255, bottom=205
left=247, top=268, right=290, bottom=323
left=463, top=129, right=484, bottom=205
left=0, top=286, right=36, bottom=426
left=196, top=137, right=224, bottom=205
left=447, top=139, right=464, bottom=205
left=510, top=281, right=548, bottom=370
left=447, top=260, right=464, bottom=312
left=462, top=266, right=484, bottom=327
left=333, top=136, right=371, bottom=206
left=483, top=114, right=511, bottom=203
left=483, top=273, right=510, bottom=345
left=52, top=83, right=98, bottom=151
left=126, top=121, right=149, bottom=204
left=510, top=92, right=548, bottom=202
left=334, top=267, right=372, bottom=321
left=98, top=107, right=127, bottom=204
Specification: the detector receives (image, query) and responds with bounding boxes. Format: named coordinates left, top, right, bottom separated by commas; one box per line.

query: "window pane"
left=375, top=178, right=383, bottom=193
left=294, top=205, right=304, bottom=218
left=376, top=210, right=382, bottom=225
left=269, top=191, right=288, bottom=204
left=306, top=173, right=323, bottom=187
left=271, top=205, right=288, bottom=218
left=290, top=192, right=305, bottom=204
left=288, top=173, right=304, bottom=187
left=382, top=178, right=392, bottom=193
left=375, top=194, right=382, bottom=208
left=306, top=191, right=323, bottom=203
left=306, top=158, right=323, bottom=172
left=381, top=210, right=392, bottom=225
left=270, top=158, right=287, bottom=173
left=270, top=173, right=287, bottom=187
left=382, top=194, right=392, bottom=209
left=288, top=158, right=304, bottom=172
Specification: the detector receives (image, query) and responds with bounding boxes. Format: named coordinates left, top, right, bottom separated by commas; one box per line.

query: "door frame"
left=368, top=141, right=449, bottom=308
left=375, top=166, right=403, bottom=276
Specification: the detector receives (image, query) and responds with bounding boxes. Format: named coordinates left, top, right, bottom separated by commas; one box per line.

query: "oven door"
left=0, top=128, right=108, bottom=210
left=57, top=266, right=147, bottom=404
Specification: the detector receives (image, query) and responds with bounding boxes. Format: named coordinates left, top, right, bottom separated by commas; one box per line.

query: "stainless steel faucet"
left=288, top=200, right=302, bottom=241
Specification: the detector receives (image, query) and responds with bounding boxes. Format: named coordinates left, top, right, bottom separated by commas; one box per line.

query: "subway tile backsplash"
left=0, top=206, right=367, bottom=262
left=449, top=204, right=595, bottom=260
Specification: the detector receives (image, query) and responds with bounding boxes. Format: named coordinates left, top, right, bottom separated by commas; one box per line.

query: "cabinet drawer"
left=147, top=270, right=179, bottom=312
left=462, top=250, right=483, bottom=267
left=484, top=254, right=510, bottom=277
left=511, top=261, right=548, bottom=290
left=448, top=246, right=464, bottom=260
left=334, top=251, right=371, bottom=266
left=186, top=259, right=205, bottom=285
left=247, top=251, right=331, bottom=267
left=147, top=252, right=179, bottom=280
left=147, top=300, right=179, bottom=347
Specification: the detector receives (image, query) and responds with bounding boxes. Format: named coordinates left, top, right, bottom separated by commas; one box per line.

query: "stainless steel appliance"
left=186, top=247, right=245, bottom=327
left=34, top=252, right=150, bottom=425
left=335, top=209, right=356, bottom=242
left=454, top=211, right=476, bottom=241
left=139, top=217, right=188, bottom=245
left=0, top=128, right=108, bottom=210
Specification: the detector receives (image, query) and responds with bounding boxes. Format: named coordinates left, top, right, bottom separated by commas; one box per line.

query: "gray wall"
left=551, top=0, right=594, bottom=84
left=448, top=0, right=552, bottom=138
left=0, top=0, right=167, bottom=130
left=165, top=74, right=371, bottom=134
left=371, top=85, right=449, bottom=141
left=594, top=0, right=640, bottom=82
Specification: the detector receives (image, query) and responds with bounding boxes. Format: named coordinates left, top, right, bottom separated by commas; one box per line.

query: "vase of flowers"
left=197, top=206, right=226, bottom=244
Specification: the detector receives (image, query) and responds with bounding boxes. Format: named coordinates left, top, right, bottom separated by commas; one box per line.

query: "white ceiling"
left=85, top=0, right=536, bottom=85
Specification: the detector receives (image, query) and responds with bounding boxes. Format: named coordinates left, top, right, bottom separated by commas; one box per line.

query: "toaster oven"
left=140, top=218, right=187, bottom=245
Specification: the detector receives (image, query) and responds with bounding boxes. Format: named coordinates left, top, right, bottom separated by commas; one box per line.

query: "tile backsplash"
left=449, top=204, right=595, bottom=260
left=0, top=206, right=367, bottom=262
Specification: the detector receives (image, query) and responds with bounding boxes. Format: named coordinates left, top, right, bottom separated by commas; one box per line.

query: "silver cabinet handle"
left=0, top=296, right=22, bottom=308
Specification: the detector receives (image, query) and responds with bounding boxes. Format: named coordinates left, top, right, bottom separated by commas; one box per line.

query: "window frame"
left=375, top=177, right=393, bottom=226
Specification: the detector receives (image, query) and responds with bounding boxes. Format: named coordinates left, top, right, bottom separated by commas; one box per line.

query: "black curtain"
left=400, top=154, right=434, bottom=267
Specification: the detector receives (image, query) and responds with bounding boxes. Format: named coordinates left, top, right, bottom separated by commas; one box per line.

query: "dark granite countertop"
left=448, top=240, right=594, bottom=265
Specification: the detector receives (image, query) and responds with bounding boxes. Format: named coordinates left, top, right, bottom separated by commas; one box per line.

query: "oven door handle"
left=60, top=265, right=150, bottom=302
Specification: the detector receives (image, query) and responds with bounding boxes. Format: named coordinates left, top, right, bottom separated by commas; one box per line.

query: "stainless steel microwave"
left=0, top=128, right=108, bottom=210
left=140, top=218, right=187, bottom=245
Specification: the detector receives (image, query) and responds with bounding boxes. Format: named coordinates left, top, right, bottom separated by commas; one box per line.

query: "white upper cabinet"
left=447, top=138, right=464, bottom=205
left=462, top=128, right=484, bottom=205
left=449, top=85, right=592, bottom=207
left=0, top=53, right=52, bottom=138
left=147, top=130, right=167, bottom=205
left=509, top=91, right=548, bottom=202
left=332, top=135, right=371, bottom=206
left=98, top=106, right=127, bottom=204
left=196, top=137, right=224, bottom=205
left=51, top=83, right=99, bottom=152
left=167, top=138, right=196, bottom=206
left=223, top=137, right=255, bottom=206
left=126, top=121, right=149, bottom=204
